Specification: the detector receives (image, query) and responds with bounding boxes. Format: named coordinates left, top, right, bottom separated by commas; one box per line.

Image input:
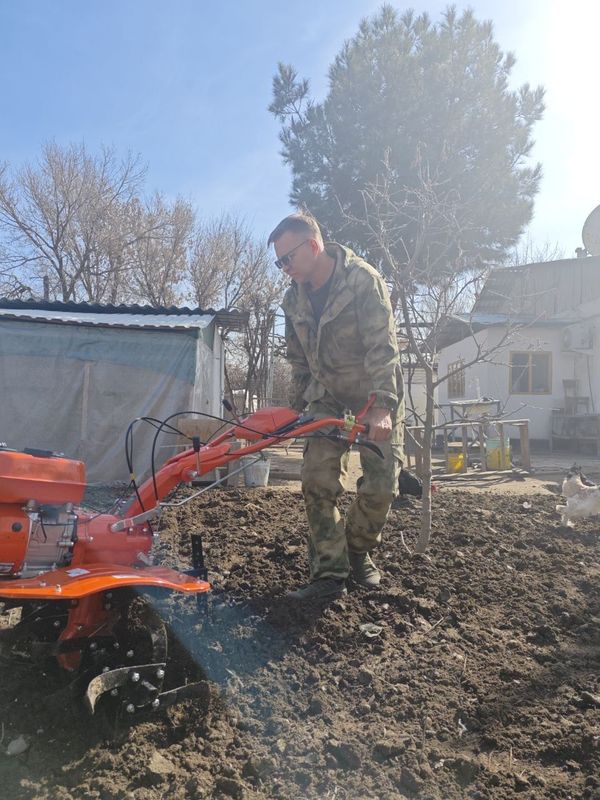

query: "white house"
left=437, top=255, right=600, bottom=450
left=404, top=365, right=429, bottom=425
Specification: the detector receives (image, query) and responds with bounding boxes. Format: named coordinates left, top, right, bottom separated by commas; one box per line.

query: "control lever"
left=321, top=430, right=384, bottom=459
left=353, top=395, right=377, bottom=438
left=222, top=398, right=242, bottom=425
left=273, top=414, right=313, bottom=437
left=355, top=438, right=384, bottom=459
left=356, top=395, right=376, bottom=422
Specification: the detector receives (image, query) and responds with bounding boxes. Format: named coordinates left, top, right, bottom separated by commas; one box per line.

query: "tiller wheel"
left=0, top=589, right=208, bottom=724
left=81, top=591, right=208, bottom=721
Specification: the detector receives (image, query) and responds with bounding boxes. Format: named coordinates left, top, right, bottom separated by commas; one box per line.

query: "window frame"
left=509, top=350, right=552, bottom=395
left=447, top=358, right=466, bottom=399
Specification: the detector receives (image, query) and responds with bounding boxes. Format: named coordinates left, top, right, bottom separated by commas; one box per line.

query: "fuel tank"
left=0, top=448, right=86, bottom=505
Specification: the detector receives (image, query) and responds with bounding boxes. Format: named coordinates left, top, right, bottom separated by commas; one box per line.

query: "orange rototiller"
left=0, top=404, right=378, bottom=721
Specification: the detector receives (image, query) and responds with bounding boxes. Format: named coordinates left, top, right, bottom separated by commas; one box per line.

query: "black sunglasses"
left=274, top=239, right=310, bottom=270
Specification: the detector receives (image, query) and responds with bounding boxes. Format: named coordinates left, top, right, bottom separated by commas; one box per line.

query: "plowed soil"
left=1, top=486, right=599, bottom=799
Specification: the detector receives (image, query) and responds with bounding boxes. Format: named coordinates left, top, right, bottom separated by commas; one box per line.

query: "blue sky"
left=1, top=0, right=598, bottom=256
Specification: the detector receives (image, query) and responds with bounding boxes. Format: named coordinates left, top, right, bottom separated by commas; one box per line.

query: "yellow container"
left=447, top=452, right=465, bottom=473
left=486, top=438, right=511, bottom=469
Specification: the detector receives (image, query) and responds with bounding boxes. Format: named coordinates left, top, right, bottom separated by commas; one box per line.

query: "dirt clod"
left=147, top=751, right=176, bottom=776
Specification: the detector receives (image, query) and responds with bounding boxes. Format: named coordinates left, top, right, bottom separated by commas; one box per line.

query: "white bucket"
left=240, top=455, right=271, bottom=487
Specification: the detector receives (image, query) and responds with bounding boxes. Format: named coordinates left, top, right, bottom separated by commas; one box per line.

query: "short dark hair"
left=268, top=212, right=323, bottom=246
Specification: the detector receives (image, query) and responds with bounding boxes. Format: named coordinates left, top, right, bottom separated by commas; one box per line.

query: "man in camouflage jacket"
left=268, top=212, right=404, bottom=601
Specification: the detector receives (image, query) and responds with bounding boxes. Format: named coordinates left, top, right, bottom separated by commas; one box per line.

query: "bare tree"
left=125, top=194, right=194, bottom=306
left=509, top=235, right=564, bottom=267
left=0, top=142, right=145, bottom=302
left=270, top=353, right=293, bottom=407
left=0, top=230, right=32, bottom=299
left=222, top=243, right=287, bottom=412
left=188, top=215, right=257, bottom=310
left=187, top=214, right=287, bottom=412
left=356, top=159, right=527, bottom=552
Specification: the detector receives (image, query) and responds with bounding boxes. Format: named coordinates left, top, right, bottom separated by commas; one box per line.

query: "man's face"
left=273, top=233, right=318, bottom=284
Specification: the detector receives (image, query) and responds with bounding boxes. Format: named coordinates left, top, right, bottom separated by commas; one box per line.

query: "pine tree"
left=269, top=6, right=544, bottom=276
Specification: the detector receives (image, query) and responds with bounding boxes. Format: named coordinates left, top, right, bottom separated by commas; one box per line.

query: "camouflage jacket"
left=282, top=243, right=402, bottom=414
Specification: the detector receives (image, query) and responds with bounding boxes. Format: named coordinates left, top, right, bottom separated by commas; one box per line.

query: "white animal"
left=556, top=467, right=600, bottom=527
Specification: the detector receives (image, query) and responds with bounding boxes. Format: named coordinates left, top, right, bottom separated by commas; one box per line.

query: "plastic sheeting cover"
left=0, top=320, right=219, bottom=483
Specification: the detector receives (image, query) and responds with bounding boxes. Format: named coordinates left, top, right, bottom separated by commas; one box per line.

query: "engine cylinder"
left=21, top=506, right=77, bottom=577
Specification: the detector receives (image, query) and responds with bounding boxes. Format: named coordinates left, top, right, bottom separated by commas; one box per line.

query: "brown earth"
left=0, top=485, right=599, bottom=800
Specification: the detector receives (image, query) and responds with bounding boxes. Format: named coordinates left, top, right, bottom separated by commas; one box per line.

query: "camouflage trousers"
left=301, top=398, right=404, bottom=581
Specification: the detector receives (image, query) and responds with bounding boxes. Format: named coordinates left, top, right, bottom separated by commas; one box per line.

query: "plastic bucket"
left=447, top=452, right=465, bottom=473
left=486, top=438, right=511, bottom=469
left=240, top=456, right=271, bottom=487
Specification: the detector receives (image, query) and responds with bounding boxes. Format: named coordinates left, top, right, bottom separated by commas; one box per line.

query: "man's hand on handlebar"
left=361, top=406, right=393, bottom=442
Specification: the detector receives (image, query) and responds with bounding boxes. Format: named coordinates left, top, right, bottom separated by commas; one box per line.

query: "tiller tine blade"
left=84, top=662, right=166, bottom=714
left=85, top=665, right=210, bottom=716
left=155, top=680, right=211, bottom=709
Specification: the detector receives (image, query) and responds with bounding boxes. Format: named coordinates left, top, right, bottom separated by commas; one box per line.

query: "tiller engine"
left=0, top=405, right=376, bottom=721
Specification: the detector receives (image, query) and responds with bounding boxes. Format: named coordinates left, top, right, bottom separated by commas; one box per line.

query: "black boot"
left=349, top=551, right=381, bottom=588
left=286, top=578, right=347, bottom=601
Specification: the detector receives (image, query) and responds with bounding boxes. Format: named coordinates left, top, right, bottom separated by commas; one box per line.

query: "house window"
left=447, top=359, right=465, bottom=398
left=509, top=351, right=551, bottom=394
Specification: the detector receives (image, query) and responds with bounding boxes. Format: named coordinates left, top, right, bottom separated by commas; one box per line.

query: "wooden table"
left=406, top=419, right=531, bottom=474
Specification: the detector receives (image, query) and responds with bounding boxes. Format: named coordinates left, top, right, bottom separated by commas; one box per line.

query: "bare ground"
left=0, top=484, right=599, bottom=799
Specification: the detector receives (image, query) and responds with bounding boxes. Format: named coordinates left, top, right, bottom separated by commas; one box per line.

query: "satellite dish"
left=582, top=205, right=600, bottom=255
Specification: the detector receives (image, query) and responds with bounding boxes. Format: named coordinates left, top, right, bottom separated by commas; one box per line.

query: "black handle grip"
left=23, top=447, right=57, bottom=458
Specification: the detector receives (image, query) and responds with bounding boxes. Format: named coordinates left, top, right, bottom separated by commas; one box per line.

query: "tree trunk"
left=415, top=362, right=434, bottom=553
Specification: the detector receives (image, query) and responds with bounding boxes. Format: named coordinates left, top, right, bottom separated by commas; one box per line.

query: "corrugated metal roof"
left=436, top=312, right=568, bottom=350
left=453, top=312, right=534, bottom=326
left=0, top=307, right=215, bottom=329
left=472, top=268, right=524, bottom=314
left=548, top=299, right=600, bottom=323
left=0, top=298, right=218, bottom=315
left=473, top=255, right=600, bottom=315
left=452, top=312, right=568, bottom=327
left=0, top=298, right=248, bottom=331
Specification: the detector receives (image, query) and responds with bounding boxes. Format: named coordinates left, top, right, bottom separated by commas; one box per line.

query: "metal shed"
left=0, top=299, right=246, bottom=482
